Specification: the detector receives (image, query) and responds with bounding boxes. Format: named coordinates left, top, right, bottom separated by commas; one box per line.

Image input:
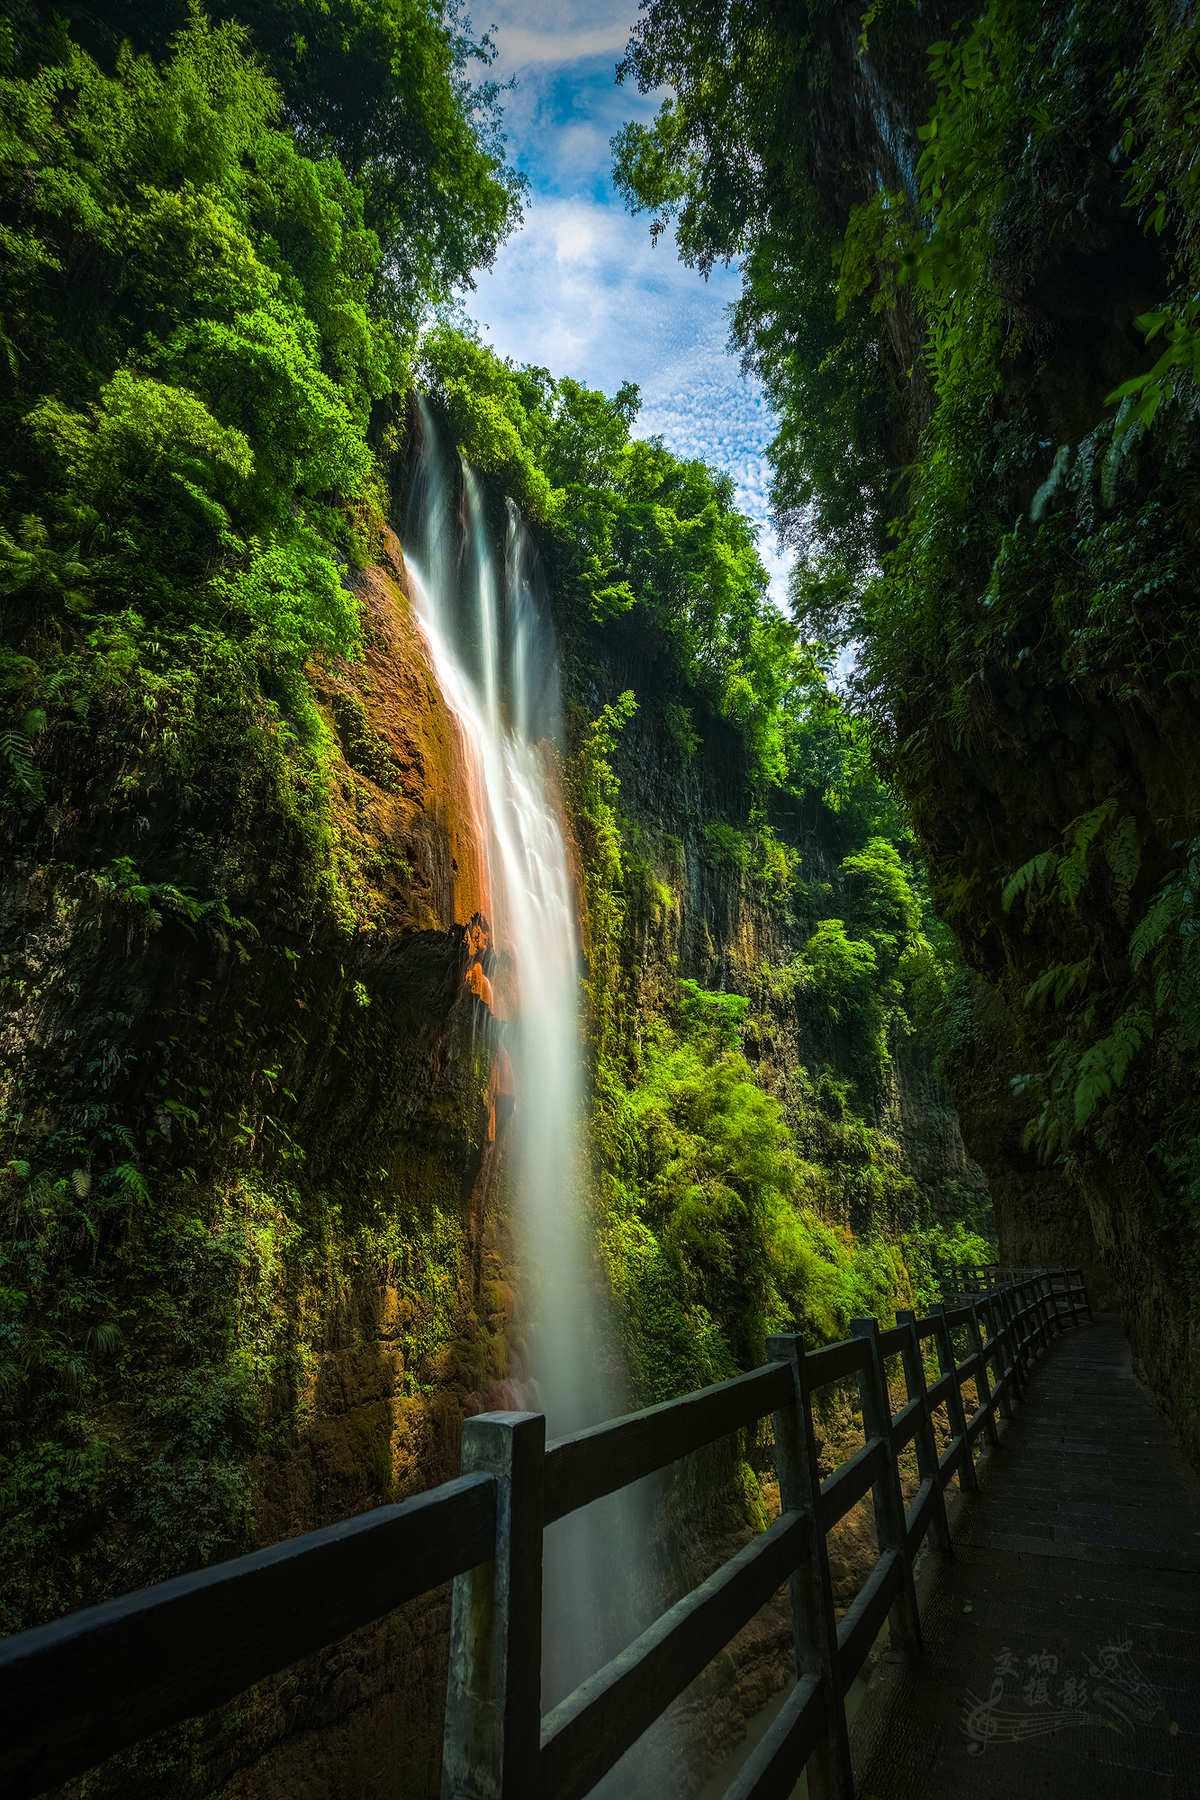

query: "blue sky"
left=465, top=3, right=793, bottom=605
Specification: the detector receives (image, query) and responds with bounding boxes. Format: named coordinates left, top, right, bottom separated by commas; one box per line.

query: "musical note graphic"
left=961, top=1636, right=1162, bottom=1754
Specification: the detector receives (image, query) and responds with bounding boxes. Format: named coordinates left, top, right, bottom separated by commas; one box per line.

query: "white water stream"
left=404, top=402, right=657, bottom=1735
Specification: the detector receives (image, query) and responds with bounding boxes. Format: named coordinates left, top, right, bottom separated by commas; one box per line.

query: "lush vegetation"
left=0, top=0, right=993, bottom=1652
left=616, top=0, right=1200, bottom=1445
left=419, top=323, right=796, bottom=785
left=565, top=630, right=989, bottom=1400
left=0, top=4, right=516, bottom=870
left=417, top=324, right=992, bottom=1388
left=0, top=0, right=516, bottom=1629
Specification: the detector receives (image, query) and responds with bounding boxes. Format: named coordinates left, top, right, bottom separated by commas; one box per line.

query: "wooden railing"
left=0, top=1266, right=1091, bottom=1800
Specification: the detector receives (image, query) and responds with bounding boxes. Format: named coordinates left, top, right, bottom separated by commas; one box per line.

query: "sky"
left=464, top=2, right=794, bottom=606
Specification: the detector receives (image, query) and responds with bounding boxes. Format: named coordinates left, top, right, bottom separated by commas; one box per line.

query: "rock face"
left=578, top=616, right=987, bottom=1230
left=685, top=0, right=1198, bottom=1460
left=0, top=535, right=515, bottom=1795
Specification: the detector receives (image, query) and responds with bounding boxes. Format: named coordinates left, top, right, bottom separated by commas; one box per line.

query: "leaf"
left=1103, top=814, right=1140, bottom=911
left=1001, top=851, right=1056, bottom=913
left=1030, top=446, right=1071, bottom=522
left=1136, top=310, right=1170, bottom=341
left=1024, top=959, right=1092, bottom=1012
left=1057, top=800, right=1117, bottom=907
left=1129, top=880, right=1187, bottom=971
left=0, top=728, right=42, bottom=799
left=1106, top=372, right=1151, bottom=403
left=1072, top=1008, right=1152, bottom=1127
left=108, top=1162, right=150, bottom=1205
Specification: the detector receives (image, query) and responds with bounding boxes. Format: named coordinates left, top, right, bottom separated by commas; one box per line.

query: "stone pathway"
left=850, top=1315, right=1200, bottom=1798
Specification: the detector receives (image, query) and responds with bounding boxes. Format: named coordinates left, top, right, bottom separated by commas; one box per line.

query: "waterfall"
left=404, top=401, right=658, bottom=1741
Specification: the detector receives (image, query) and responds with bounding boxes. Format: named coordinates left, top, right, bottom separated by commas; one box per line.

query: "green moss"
left=572, top=689, right=991, bottom=1413
left=330, top=692, right=399, bottom=792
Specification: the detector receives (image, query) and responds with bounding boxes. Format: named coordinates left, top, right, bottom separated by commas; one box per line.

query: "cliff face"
left=832, top=7, right=1200, bottom=1455
left=0, top=535, right=512, bottom=1797
left=617, top=0, right=1200, bottom=1454
left=576, top=616, right=986, bottom=1238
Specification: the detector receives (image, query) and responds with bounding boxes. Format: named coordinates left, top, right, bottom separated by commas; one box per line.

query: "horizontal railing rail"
left=0, top=1264, right=1093, bottom=1800
left=543, top=1357, right=794, bottom=1525
left=0, top=1473, right=497, bottom=1800
left=445, top=1263, right=1093, bottom=1800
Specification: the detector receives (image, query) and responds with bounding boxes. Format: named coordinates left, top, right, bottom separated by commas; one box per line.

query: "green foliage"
left=839, top=836, right=921, bottom=950
left=0, top=0, right=521, bottom=1625
left=1071, top=1008, right=1153, bottom=1128
left=0, top=10, right=402, bottom=900
left=703, top=820, right=750, bottom=874
left=14, top=0, right=521, bottom=329
left=613, top=0, right=1200, bottom=1257
left=578, top=676, right=985, bottom=1404
left=0, top=0, right=989, bottom=1631
left=797, top=921, right=877, bottom=1024
left=0, top=5, right=521, bottom=917
left=603, top=971, right=970, bottom=1364
left=420, top=324, right=797, bottom=785
left=331, top=691, right=398, bottom=791
left=662, top=701, right=700, bottom=759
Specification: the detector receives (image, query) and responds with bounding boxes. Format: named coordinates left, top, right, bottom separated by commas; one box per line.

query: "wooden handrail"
left=543, top=1358, right=793, bottom=1524
left=540, top=1509, right=810, bottom=1800
left=0, top=1265, right=1092, bottom=1800
left=0, top=1473, right=498, bottom=1800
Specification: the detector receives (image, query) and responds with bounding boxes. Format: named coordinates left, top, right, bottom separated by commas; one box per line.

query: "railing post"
left=996, top=1283, right=1022, bottom=1404
left=1038, top=1272, right=1054, bottom=1352
left=442, top=1412, right=545, bottom=1800
left=982, top=1291, right=1014, bottom=1423
left=933, top=1306, right=978, bottom=1492
left=767, top=1334, right=855, bottom=1800
left=1060, top=1266, right=1077, bottom=1328
left=1020, top=1279, right=1037, bottom=1375
left=895, top=1309, right=952, bottom=1555
left=966, top=1299, right=1000, bottom=1449
left=851, top=1318, right=923, bottom=1659
left=1020, top=1279, right=1036, bottom=1363
left=1076, top=1265, right=1094, bottom=1325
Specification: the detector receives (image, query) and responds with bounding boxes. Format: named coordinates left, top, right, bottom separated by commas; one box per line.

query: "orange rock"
left=464, top=961, right=494, bottom=1008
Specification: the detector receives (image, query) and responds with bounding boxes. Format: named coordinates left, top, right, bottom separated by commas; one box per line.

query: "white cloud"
left=492, top=22, right=631, bottom=74
left=483, top=1, right=633, bottom=75
left=464, top=6, right=795, bottom=609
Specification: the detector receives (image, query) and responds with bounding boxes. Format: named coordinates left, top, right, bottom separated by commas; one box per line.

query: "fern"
left=1099, top=409, right=1141, bottom=508
left=1030, top=444, right=1072, bottom=522
left=1058, top=799, right=1117, bottom=906
left=1104, top=813, right=1140, bottom=914
left=91, top=1320, right=121, bottom=1355
left=0, top=728, right=41, bottom=799
left=1072, top=1007, right=1152, bottom=1127
left=1130, top=880, right=1187, bottom=970
left=1024, top=958, right=1092, bottom=1011
left=1001, top=850, right=1056, bottom=913
left=107, top=1161, right=150, bottom=1206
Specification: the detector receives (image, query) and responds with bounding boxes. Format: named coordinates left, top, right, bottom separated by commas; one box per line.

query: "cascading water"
left=404, top=401, right=659, bottom=1749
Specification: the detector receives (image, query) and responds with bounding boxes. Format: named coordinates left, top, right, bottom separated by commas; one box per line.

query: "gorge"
left=1, top=1, right=1197, bottom=1796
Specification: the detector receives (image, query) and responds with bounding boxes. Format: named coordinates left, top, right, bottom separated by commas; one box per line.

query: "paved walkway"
left=851, top=1315, right=1200, bottom=1798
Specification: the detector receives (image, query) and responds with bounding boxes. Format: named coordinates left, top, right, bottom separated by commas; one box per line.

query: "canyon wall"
left=610, top=0, right=1197, bottom=1444
left=1, top=483, right=984, bottom=1798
